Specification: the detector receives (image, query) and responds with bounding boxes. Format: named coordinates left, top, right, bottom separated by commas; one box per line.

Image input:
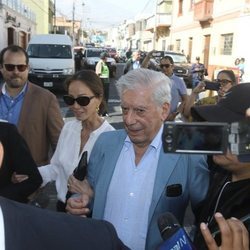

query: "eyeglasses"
left=63, top=95, right=95, bottom=106
left=4, top=64, right=28, bottom=72
left=160, top=64, right=172, bottom=69
left=216, top=79, right=232, bottom=86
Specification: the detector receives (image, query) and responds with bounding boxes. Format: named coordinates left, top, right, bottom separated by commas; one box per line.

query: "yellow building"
left=22, top=0, right=54, bottom=34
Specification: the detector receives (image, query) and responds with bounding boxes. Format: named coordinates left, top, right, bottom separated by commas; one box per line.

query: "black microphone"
left=65, top=151, right=88, bottom=200
left=157, top=212, right=196, bottom=250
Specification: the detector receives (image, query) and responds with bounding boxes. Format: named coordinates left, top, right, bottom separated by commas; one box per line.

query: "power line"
left=139, top=0, right=154, bottom=16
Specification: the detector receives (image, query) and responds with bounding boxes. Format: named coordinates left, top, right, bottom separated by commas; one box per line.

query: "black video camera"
left=162, top=121, right=250, bottom=157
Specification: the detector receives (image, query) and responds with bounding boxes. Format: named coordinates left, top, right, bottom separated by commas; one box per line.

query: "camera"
left=203, top=80, right=221, bottom=91
left=162, top=121, right=250, bottom=155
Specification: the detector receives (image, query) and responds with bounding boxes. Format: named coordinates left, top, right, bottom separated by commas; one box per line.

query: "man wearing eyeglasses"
left=159, top=56, right=188, bottom=121
left=0, top=45, right=63, bottom=167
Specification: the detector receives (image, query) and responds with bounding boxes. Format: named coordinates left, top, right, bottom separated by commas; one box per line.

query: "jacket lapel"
left=148, top=149, right=181, bottom=221
left=17, top=82, right=33, bottom=133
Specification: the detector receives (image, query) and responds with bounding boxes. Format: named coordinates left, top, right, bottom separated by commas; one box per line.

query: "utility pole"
left=153, top=0, right=158, bottom=50
left=72, top=1, right=75, bottom=45
left=53, top=0, right=56, bottom=34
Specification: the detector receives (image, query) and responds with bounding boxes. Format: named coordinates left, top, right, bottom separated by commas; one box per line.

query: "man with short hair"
left=191, top=56, right=206, bottom=89
left=160, top=55, right=188, bottom=121
left=0, top=45, right=63, bottom=166
left=123, top=50, right=141, bottom=74
left=66, top=68, right=209, bottom=250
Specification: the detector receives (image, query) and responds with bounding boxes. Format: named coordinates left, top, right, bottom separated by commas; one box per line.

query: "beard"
left=8, top=77, right=25, bottom=88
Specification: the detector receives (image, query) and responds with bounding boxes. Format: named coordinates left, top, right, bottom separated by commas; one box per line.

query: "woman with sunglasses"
left=183, top=69, right=237, bottom=120
left=38, top=70, right=114, bottom=212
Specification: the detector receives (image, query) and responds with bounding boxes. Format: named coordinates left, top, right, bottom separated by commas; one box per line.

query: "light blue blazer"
left=87, top=130, right=209, bottom=250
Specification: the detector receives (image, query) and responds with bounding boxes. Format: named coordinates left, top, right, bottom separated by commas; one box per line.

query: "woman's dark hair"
left=64, top=70, right=106, bottom=115
left=218, top=70, right=237, bottom=85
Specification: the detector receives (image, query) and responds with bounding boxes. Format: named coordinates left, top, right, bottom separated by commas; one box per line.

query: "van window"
left=27, top=44, right=72, bottom=59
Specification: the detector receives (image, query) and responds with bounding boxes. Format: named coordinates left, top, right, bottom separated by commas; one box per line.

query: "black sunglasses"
left=160, top=64, right=172, bottom=69
left=63, top=95, right=95, bottom=106
left=4, top=64, right=28, bottom=72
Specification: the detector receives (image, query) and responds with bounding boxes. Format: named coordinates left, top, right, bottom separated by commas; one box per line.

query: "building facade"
left=22, top=0, right=54, bottom=34
left=118, top=0, right=250, bottom=81
left=0, top=0, right=36, bottom=49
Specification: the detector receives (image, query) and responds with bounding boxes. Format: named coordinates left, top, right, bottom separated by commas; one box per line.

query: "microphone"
left=65, top=151, right=88, bottom=200
left=158, top=212, right=196, bottom=250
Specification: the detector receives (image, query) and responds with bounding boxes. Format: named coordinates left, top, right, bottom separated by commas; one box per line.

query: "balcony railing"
left=146, top=13, right=171, bottom=31
left=194, top=0, right=214, bottom=22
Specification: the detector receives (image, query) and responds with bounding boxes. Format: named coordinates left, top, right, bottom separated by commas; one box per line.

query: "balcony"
left=146, top=13, right=171, bottom=31
left=194, top=0, right=214, bottom=26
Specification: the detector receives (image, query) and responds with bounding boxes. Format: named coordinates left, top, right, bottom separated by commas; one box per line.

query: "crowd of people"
left=0, top=44, right=249, bottom=250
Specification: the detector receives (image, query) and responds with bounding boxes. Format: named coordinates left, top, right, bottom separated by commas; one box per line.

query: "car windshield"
left=168, top=54, right=188, bottom=64
left=27, top=44, right=72, bottom=59
left=86, top=49, right=107, bottom=57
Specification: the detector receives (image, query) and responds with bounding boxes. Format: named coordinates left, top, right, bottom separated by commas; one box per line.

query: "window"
left=220, top=33, right=233, bottom=55
left=162, top=40, right=166, bottom=51
left=178, top=0, right=183, bottom=16
left=175, top=39, right=181, bottom=52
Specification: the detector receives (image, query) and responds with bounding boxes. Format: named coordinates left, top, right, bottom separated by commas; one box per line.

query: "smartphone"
left=162, top=122, right=229, bottom=154
left=204, top=80, right=221, bottom=91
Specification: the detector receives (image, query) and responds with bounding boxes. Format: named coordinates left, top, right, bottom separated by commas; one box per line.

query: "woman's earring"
left=96, top=106, right=100, bottom=112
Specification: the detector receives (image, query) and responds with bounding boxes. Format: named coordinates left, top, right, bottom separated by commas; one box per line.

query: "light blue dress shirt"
left=104, top=126, right=163, bottom=250
left=169, top=74, right=187, bottom=113
left=0, top=83, right=27, bottom=125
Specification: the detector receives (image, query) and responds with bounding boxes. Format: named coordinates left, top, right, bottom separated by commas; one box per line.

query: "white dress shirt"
left=39, top=118, right=114, bottom=202
left=0, top=207, right=5, bottom=250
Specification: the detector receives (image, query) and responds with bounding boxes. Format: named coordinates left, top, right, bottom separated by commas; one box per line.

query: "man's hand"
left=200, top=212, right=249, bottom=250
left=66, top=194, right=91, bottom=217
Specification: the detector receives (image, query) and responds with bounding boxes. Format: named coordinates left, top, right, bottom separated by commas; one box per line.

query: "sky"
left=57, top=0, right=155, bottom=30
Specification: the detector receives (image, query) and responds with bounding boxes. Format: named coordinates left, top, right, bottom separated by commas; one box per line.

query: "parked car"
left=149, top=51, right=192, bottom=88
left=81, top=47, right=116, bottom=78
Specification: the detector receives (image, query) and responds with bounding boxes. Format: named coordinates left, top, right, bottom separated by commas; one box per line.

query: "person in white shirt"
left=38, top=70, right=114, bottom=211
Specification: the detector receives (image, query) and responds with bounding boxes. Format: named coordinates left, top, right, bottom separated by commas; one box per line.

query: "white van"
left=27, top=34, right=74, bottom=90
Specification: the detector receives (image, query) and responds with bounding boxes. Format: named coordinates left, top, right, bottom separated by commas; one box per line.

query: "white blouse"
left=39, top=118, right=115, bottom=202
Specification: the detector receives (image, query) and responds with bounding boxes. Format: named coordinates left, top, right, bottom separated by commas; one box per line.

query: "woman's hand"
left=200, top=212, right=249, bottom=250
left=67, top=175, right=94, bottom=197
left=192, top=81, right=206, bottom=94
left=11, top=172, right=29, bottom=183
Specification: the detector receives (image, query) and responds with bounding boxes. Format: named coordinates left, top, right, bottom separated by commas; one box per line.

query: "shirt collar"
left=1, top=82, right=28, bottom=98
